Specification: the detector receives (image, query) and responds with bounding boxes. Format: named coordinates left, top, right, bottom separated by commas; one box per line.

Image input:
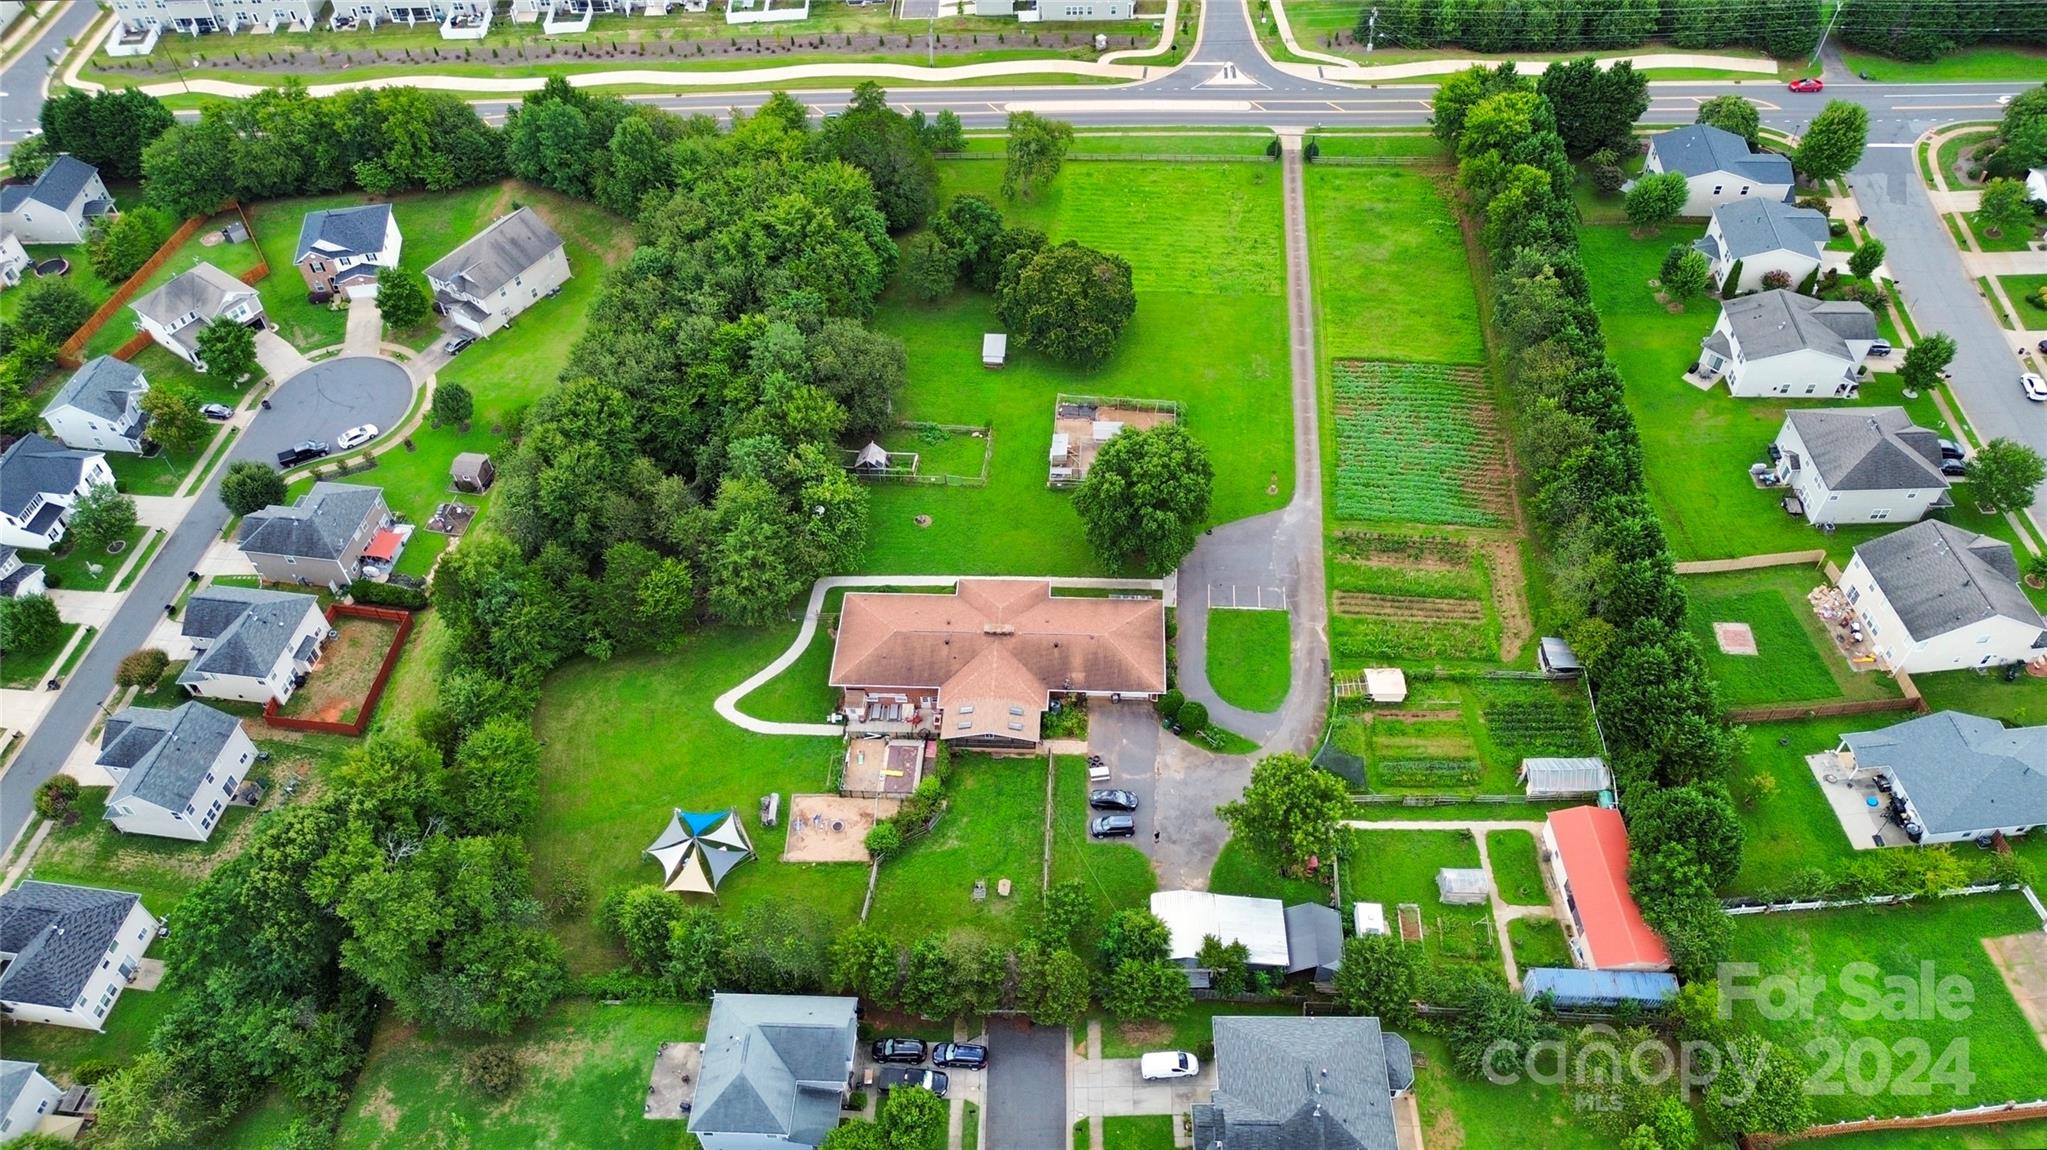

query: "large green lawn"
left=1725, top=893, right=2047, bottom=1122
left=1408, top=1033, right=1605, bottom=1150
left=1343, top=828, right=1496, bottom=969
left=869, top=753, right=1051, bottom=946
left=1050, top=755, right=1158, bottom=933
left=1208, top=836, right=1334, bottom=906
left=336, top=999, right=701, bottom=1150
left=1683, top=566, right=1908, bottom=708
left=862, top=160, right=1291, bottom=576
left=1913, top=668, right=2047, bottom=727
left=82, top=211, right=266, bottom=358
left=1997, top=274, right=2047, bottom=322
left=1306, top=165, right=1485, bottom=366
left=1205, top=608, right=1291, bottom=713
left=1101, top=1114, right=1177, bottom=1150
left=1484, top=829, right=1547, bottom=906
left=530, top=630, right=868, bottom=973
left=1843, top=44, right=2047, bottom=82
left=1096, top=1000, right=1301, bottom=1060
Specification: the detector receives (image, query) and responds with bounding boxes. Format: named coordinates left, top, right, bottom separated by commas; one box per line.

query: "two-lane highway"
left=0, top=1, right=102, bottom=160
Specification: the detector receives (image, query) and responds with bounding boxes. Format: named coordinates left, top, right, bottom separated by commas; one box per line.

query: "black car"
left=200, top=403, right=234, bottom=421
left=932, top=1042, right=988, bottom=1070
left=1938, top=438, right=1966, bottom=461
left=877, top=1067, right=949, bottom=1097
left=276, top=440, right=329, bottom=468
left=1940, top=458, right=1968, bottom=478
left=1090, top=814, right=1136, bottom=838
left=1088, top=789, right=1139, bottom=811
left=443, top=335, right=476, bottom=356
left=870, top=1038, right=927, bottom=1064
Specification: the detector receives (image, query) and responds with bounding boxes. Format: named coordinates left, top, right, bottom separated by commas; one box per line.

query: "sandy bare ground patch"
left=1984, top=933, right=2047, bottom=1052
left=783, top=793, right=901, bottom=863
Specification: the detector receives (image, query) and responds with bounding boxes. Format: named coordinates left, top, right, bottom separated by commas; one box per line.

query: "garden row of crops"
left=1330, top=360, right=1511, bottom=528
left=1335, top=592, right=1485, bottom=622
left=1333, top=558, right=1484, bottom=601
left=1334, top=615, right=1495, bottom=663
left=1476, top=681, right=1600, bottom=758
left=1330, top=529, right=1475, bottom=570
left=1373, top=759, right=1482, bottom=788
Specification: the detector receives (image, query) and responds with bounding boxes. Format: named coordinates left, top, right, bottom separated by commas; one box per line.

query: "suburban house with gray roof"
left=688, top=992, right=858, bottom=1150
left=1643, top=123, right=1795, bottom=217
left=0, top=233, right=30, bottom=290
left=0, top=547, right=47, bottom=600
left=178, top=585, right=329, bottom=704
left=0, top=433, right=114, bottom=551
left=1192, top=1015, right=1414, bottom=1150
left=0, top=881, right=157, bottom=1031
left=0, top=1060, right=62, bottom=1143
left=1697, top=289, right=1877, bottom=398
left=96, top=701, right=258, bottom=842
left=41, top=356, right=151, bottom=454
left=426, top=207, right=568, bottom=338
left=1837, top=711, right=2047, bottom=846
left=0, top=155, right=115, bottom=245
left=1772, top=408, right=1951, bottom=527
left=131, top=262, right=266, bottom=371
left=237, top=482, right=389, bottom=588
left=1695, top=199, right=1830, bottom=294
left=295, top=203, right=402, bottom=300
left=1839, top=520, right=2047, bottom=674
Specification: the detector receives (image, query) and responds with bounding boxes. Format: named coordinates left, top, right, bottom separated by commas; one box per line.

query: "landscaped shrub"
left=1760, top=269, right=1793, bottom=291
left=1828, top=219, right=1849, bottom=237
left=864, top=821, right=903, bottom=860
left=69, top=1058, right=119, bottom=1085
left=1176, top=700, right=1209, bottom=733
left=33, top=776, right=80, bottom=822
left=1155, top=688, right=1185, bottom=720
left=462, top=1047, right=523, bottom=1097
left=1720, top=260, right=1744, bottom=298
left=114, top=647, right=170, bottom=689
left=348, top=580, right=429, bottom=610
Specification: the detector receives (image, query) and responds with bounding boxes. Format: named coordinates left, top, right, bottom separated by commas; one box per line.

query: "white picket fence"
left=1723, top=882, right=2047, bottom=931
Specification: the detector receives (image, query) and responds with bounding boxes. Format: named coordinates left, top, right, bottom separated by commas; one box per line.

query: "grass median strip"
left=1205, top=608, right=1291, bottom=713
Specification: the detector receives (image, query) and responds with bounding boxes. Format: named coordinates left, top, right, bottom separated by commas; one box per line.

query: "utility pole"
left=928, top=0, right=937, bottom=67
left=1364, top=6, right=1377, bottom=54
left=1810, top=0, right=1844, bottom=72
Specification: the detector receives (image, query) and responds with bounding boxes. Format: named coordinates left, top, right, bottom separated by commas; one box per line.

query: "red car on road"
left=1789, top=78, right=1824, bottom=92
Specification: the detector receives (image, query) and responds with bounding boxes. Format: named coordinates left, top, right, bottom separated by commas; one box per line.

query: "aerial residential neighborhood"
left=0, top=3, right=2045, bottom=1150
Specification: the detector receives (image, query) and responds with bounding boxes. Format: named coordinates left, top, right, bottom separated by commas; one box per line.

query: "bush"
left=462, top=1046, right=524, bottom=1097
left=1155, top=688, right=1185, bottom=720
left=348, top=580, right=429, bottom=609
left=69, top=1057, right=119, bottom=1085
left=1828, top=219, right=1849, bottom=237
left=33, top=775, right=80, bottom=821
left=431, top=381, right=473, bottom=428
left=115, top=647, right=170, bottom=689
left=865, top=820, right=903, bottom=860
left=0, top=593, right=64, bottom=655
left=1760, top=269, right=1792, bottom=291
left=219, top=460, right=287, bottom=517
left=1176, top=700, right=1209, bottom=732
left=1720, top=259, right=1744, bottom=299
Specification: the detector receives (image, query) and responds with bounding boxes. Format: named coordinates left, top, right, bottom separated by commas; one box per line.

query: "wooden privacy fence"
left=1741, top=1099, right=2047, bottom=1148
left=57, top=201, right=270, bottom=368
left=1673, top=549, right=1827, bottom=575
left=261, top=603, right=413, bottom=737
left=1725, top=695, right=1922, bottom=723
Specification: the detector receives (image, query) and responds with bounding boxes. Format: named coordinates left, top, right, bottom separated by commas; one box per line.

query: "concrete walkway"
left=1069, top=1018, right=1215, bottom=1145
left=714, top=574, right=1168, bottom=736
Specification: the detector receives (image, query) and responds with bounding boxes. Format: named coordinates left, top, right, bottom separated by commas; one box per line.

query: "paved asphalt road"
left=0, top=356, right=412, bottom=852
left=984, top=1018, right=1067, bottom=1150
left=0, top=1, right=102, bottom=159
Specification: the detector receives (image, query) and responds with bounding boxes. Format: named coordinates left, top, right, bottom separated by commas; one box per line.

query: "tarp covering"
left=1522, top=967, right=1679, bottom=1007
left=645, top=808, right=756, bottom=895
left=363, top=528, right=404, bottom=563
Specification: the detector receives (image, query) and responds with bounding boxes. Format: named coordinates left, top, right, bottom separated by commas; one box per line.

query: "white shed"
left=1364, top=668, right=1407, bottom=703
left=1521, top=757, right=1612, bottom=797
left=1436, top=868, right=1491, bottom=906
left=982, top=332, right=1007, bottom=368
left=1091, top=420, right=1124, bottom=442
left=1353, top=901, right=1388, bottom=937
left=1049, top=433, right=1071, bottom=464
left=1150, top=889, right=1291, bottom=968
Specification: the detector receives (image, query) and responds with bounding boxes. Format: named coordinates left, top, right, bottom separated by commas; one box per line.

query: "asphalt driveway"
left=984, top=1018, right=1066, bottom=1150
left=1087, top=700, right=1160, bottom=845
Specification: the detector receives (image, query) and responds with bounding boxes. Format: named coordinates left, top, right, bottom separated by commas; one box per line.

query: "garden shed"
left=1363, top=668, right=1406, bottom=703
left=1436, top=868, right=1491, bottom=905
left=1353, top=901, right=1388, bottom=937
left=451, top=452, right=495, bottom=493
left=1521, top=757, right=1612, bottom=797
left=982, top=333, right=1007, bottom=368
left=1537, top=636, right=1583, bottom=677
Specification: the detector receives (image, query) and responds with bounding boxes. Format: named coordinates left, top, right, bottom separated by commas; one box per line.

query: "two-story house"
left=1694, top=198, right=1830, bottom=294
left=0, top=881, right=158, bottom=1031
left=1839, top=520, right=2047, bottom=674
left=295, top=203, right=402, bottom=300
left=97, top=701, right=258, bottom=842
left=0, top=1061, right=63, bottom=1144
left=1643, top=124, right=1795, bottom=217
left=0, top=233, right=30, bottom=290
left=130, top=262, right=267, bottom=372
left=41, top=356, right=151, bottom=454
left=426, top=208, right=570, bottom=338
left=236, top=482, right=388, bottom=589
left=1773, top=408, right=1951, bottom=527
left=177, top=586, right=330, bottom=704
left=0, top=547, right=47, bottom=600
left=0, top=434, right=114, bottom=551
left=1697, top=289, right=1877, bottom=398
left=0, top=156, right=116, bottom=245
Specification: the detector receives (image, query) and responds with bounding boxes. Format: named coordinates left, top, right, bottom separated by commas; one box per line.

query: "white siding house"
left=0, top=548, right=47, bottom=600
left=130, top=262, right=266, bottom=372
left=97, top=702, right=259, bottom=842
left=41, top=357, right=151, bottom=454
left=425, top=207, right=569, bottom=337
left=0, top=1061, right=63, bottom=1144
left=1838, top=712, right=2047, bottom=846
left=0, top=156, right=115, bottom=245
left=1643, top=124, right=1795, bottom=217
left=108, top=0, right=325, bottom=33
left=0, top=882, right=158, bottom=1031
left=1839, top=520, right=2047, bottom=674
left=1695, top=199, right=1830, bottom=294
left=1772, top=408, right=1950, bottom=526
left=294, top=203, right=402, bottom=299
left=0, top=435, right=114, bottom=551
left=0, top=233, right=29, bottom=290
left=1697, top=290, right=1876, bottom=398
left=177, top=586, right=330, bottom=705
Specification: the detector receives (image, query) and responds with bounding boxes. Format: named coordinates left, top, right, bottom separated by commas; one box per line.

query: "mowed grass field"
left=1343, top=828, right=1496, bottom=968
left=1307, top=165, right=1484, bottom=365
left=864, top=160, right=1291, bottom=576
left=1205, top=608, right=1292, bottom=712
left=1724, top=894, right=2047, bottom=1122
left=1682, top=566, right=1907, bottom=708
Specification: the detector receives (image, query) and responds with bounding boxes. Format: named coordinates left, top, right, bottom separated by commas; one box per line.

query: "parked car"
left=870, top=1038, right=927, bottom=1064
left=1867, top=340, right=1892, bottom=357
left=335, top=424, right=379, bottom=451
left=2037, top=338, right=2047, bottom=354
left=1789, top=77, right=1824, bottom=92
left=2022, top=372, right=2047, bottom=403
left=1140, top=1051, right=1200, bottom=1081
left=877, top=1067, right=949, bottom=1097
left=1088, top=788, right=1139, bottom=811
left=1938, top=438, right=1965, bottom=461
left=276, top=440, right=328, bottom=468
left=932, top=1042, right=988, bottom=1070
left=1940, top=458, right=1968, bottom=478
left=443, top=335, right=476, bottom=356
left=200, top=403, right=234, bottom=421
left=1090, top=814, right=1137, bottom=838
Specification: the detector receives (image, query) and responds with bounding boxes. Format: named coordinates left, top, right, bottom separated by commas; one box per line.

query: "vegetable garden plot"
left=1331, top=361, right=1510, bottom=527
left=1475, top=680, right=1601, bottom=760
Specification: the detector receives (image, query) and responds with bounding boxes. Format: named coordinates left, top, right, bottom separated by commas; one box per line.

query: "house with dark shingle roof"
left=236, top=482, right=388, bottom=588
left=0, top=433, right=114, bottom=552
left=1644, top=123, right=1795, bottom=217
left=1772, top=408, right=1951, bottom=526
left=1695, top=199, right=1831, bottom=294
left=0, top=881, right=157, bottom=1031
left=295, top=203, right=402, bottom=299
left=1191, top=1015, right=1414, bottom=1150
left=0, top=155, right=115, bottom=244
left=1839, top=711, right=2047, bottom=845
left=130, top=261, right=265, bottom=371
left=41, top=356, right=151, bottom=454
left=0, top=1059, right=63, bottom=1142
left=1840, top=520, right=2047, bottom=674
left=426, top=207, right=569, bottom=338
left=0, top=547, right=47, bottom=601
left=688, top=993, right=857, bottom=1150
left=178, top=585, right=329, bottom=705
left=1697, top=289, right=1878, bottom=398
left=97, top=701, right=258, bottom=842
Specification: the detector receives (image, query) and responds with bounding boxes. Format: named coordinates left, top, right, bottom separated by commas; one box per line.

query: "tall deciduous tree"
left=1707, top=1033, right=1816, bottom=1135
left=1002, top=111, right=1073, bottom=200
left=432, top=381, right=473, bottom=429
left=1695, top=95, right=1761, bottom=149
left=995, top=241, right=1136, bottom=366
left=1537, top=57, right=1648, bottom=159
left=139, top=380, right=209, bottom=455
left=1623, top=171, right=1689, bottom=231
left=89, top=206, right=175, bottom=283
left=375, top=266, right=433, bottom=330
left=1847, top=238, right=1886, bottom=279
left=1664, top=248, right=1710, bottom=300
left=1071, top=422, right=1213, bottom=573
left=1430, top=63, right=1531, bottom=147
left=1332, top=933, right=1420, bottom=1024
left=219, top=460, right=287, bottom=516
left=0, top=594, right=63, bottom=654
left=1217, top=752, right=1351, bottom=874
left=68, top=483, right=136, bottom=552
left=819, top=82, right=939, bottom=232
left=1974, top=177, right=2036, bottom=238
left=195, top=317, right=259, bottom=387
left=1965, top=437, right=2046, bottom=514
left=1793, top=100, right=1869, bottom=182
left=1989, top=83, right=2047, bottom=174
left=1900, top=330, right=1956, bottom=392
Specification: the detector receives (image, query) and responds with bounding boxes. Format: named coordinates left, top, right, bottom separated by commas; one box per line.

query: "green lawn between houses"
left=81, top=210, right=266, bottom=359
left=1724, top=893, right=2047, bottom=1123
left=1997, top=274, right=2047, bottom=321
left=1208, top=836, right=1335, bottom=907
left=1344, top=828, right=1497, bottom=971
left=1408, top=1032, right=1605, bottom=1150
left=1507, top=914, right=1572, bottom=971
left=1051, top=755, right=1159, bottom=931
left=1101, top=1114, right=1178, bottom=1150
left=862, top=159, right=1292, bottom=577
left=1096, top=999, right=1301, bottom=1060
left=1484, top=829, right=1547, bottom=906
left=867, top=752, right=1051, bottom=946
left=1204, top=608, right=1291, bottom=713
left=1682, top=566, right=1909, bottom=708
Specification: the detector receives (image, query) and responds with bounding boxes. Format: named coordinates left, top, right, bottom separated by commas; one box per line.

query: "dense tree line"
left=32, top=88, right=176, bottom=181
left=1364, top=0, right=1824, bottom=59
left=1837, top=0, right=2047, bottom=62
left=1435, top=65, right=1738, bottom=973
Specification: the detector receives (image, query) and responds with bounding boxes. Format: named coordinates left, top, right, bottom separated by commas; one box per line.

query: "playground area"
left=783, top=793, right=901, bottom=863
